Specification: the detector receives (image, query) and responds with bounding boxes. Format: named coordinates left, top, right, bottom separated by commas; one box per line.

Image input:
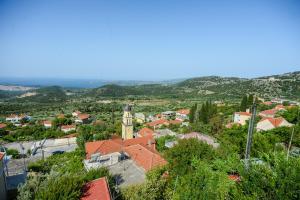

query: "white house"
left=233, top=112, right=251, bottom=125
left=43, top=120, right=52, bottom=128
left=72, top=111, right=81, bottom=117
left=61, top=125, right=76, bottom=133
left=256, top=117, right=293, bottom=132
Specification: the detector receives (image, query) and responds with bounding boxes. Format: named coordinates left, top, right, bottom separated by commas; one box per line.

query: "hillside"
left=12, top=86, right=67, bottom=103
left=87, top=71, right=300, bottom=100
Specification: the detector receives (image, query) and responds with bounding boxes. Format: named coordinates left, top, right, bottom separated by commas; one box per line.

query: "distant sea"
left=0, top=77, right=183, bottom=88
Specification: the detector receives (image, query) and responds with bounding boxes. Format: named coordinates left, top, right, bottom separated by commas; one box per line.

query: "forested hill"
left=12, top=86, right=67, bottom=103
left=87, top=71, right=300, bottom=100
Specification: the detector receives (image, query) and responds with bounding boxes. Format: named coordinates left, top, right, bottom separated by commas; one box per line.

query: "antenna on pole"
left=244, top=99, right=257, bottom=170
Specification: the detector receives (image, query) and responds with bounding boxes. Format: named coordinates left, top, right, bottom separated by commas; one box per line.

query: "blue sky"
left=0, top=0, right=299, bottom=80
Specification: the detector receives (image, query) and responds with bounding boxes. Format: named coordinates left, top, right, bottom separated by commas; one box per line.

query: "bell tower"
left=122, top=104, right=133, bottom=140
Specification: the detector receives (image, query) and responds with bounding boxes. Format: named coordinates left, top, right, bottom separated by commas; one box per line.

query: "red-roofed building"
left=259, top=109, right=277, bottom=118
left=75, top=113, right=91, bottom=124
left=85, top=135, right=155, bottom=159
left=61, top=124, right=76, bottom=133
left=169, top=119, right=182, bottom=125
left=147, top=119, right=169, bottom=129
left=137, top=127, right=154, bottom=138
left=228, top=174, right=241, bottom=182
left=176, top=109, right=190, bottom=121
left=43, top=120, right=52, bottom=128
left=257, top=117, right=293, bottom=131
left=233, top=112, right=251, bottom=125
left=81, top=177, right=111, bottom=200
left=72, top=110, right=81, bottom=117
left=262, top=101, right=273, bottom=106
left=124, top=144, right=167, bottom=171
left=84, top=135, right=164, bottom=171
left=274, top=105, right=286, bottom=111
left=0, top=123, right=6, bottom=129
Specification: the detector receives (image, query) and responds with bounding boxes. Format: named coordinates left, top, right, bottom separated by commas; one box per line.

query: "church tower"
left=122, top=104, right=133, bottom=140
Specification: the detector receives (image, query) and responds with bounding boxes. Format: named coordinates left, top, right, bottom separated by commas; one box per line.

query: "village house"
left=233, top=112, right=251, bottom=125
left=178, top=132, right=219, bottom=148
left=274, top=104, right=287, bottom=111
left=84, top=136, right=166, bottom=172
left=259, top=109, right=277, bottom=118
left=137, top=127, right=154, bottom=138
left=161, top=111, right=175, bottom=119
left=75, top=113, right=90, bottom=124
left=147, top=119, right=169, bottom=130
left=43, top=120, right=52, bottom=128
left=5, top=114, right=30, bottom=123
left=80, top=177, right=111, bottom=200
left=154, top=128, right=176, bottom=138
left=72, top=110, right=81, bottom=117
left=0, top=123, right=7, bottom=129
left=175, top=109, right=190, bottom=121
left=256, top=117, right=293, bottom=131
left=134, top=113, right=146, bottom=124
left=61, top=124, right=76, bottom=133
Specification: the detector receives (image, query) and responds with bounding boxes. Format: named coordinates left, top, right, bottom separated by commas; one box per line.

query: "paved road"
left=2, top=138, right=78, bottom=175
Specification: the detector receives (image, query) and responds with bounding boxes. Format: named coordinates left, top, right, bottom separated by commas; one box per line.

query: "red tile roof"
left=138, top=127, right=154, bottom=137
left=0, top=152, right=5, bottom=161
left=259, top=117, right=285, bottom=127
left=61, top=124, right=76, bottom=129
left=275, top=105, right=286, bottom=110
left=0, top=123, right=7, bottom=129
left=176, top=109, right=190, bottom=115
left=78, top=113, right=90, bottom=120
left=228, top=174, right=241, bottom=182
left=262, top=101, right=273, bottom=106
left=124, top=144, right=167, bottom=171
left=147, top=119, right=169, bottom=127
left=259, top=109, right=277, bottom=116
left=169, top=119, right=182, bottom=125
left=43, top=120, right=52, bottom=125
left=81, top=177, right=111, bottom=200
left=235, top=112, right=251, bottom=116
left=85, top=135, right=155, bottom=159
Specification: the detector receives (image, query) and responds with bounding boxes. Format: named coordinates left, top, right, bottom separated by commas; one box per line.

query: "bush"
left=6, top=148, right=20, bottom=159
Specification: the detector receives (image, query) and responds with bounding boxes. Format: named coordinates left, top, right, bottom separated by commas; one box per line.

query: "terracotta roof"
left=147, top=119, right=169, bottom=127
left=85, top=136, right=155, bottom=159
left=138, top=127, right=154, bottom=137
left=262, top=101, right=273, bottom=105
left=176, top=109, right=190, bottom=115
left=235, top=112, right=251, bottom=116
left=43, top=120, right=52, bottom=125
left=0, top=123, right=7, bottom=129
left=78, top=113, right=90, bottom=120
left=275, top=105, right=286, bottom=110
left=0, top=152, right=5, bottom=160
left=259, top=117, right=285, bottom=127
left=124, top=144, right=167, bottom=171
left=228, top=174, right=241, bottom=182
left=61, top=124, right=76, bottom=129
left=169, top=119, right=182, bottom=125
left=259, top=109, right=277, bottom=116
left=81, top=177, right=111, bottom=200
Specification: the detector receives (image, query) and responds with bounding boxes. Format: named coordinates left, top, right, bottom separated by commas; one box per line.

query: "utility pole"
left=287, top=127, right=295, bottom=160
left=244, top=101, right=257, bottom=170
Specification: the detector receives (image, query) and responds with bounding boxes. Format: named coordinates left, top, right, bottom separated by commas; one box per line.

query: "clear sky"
left=0, top=0, right=299, bottom=80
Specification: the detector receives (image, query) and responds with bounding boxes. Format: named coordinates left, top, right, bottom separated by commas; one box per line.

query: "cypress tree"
left=240, top=95, right=248, bottom=111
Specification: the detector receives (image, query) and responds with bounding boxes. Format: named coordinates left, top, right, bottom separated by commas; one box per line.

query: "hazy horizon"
left=1, top=0, right=300, bottom=80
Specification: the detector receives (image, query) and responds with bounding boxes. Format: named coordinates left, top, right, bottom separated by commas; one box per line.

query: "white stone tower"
left=122, top=104, right=133, bottom=140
